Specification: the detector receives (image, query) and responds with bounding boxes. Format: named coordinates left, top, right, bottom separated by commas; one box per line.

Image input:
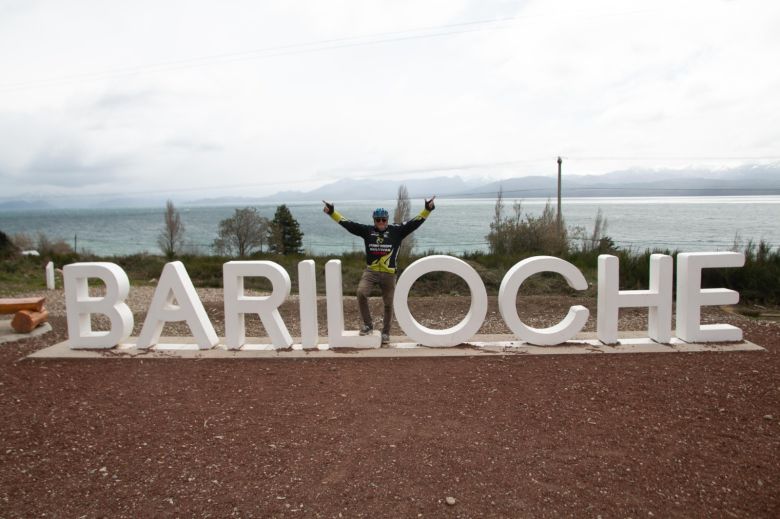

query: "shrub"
left=0, top=230, right=18, bottom=259
left=486, top=189, right=568, bottom=257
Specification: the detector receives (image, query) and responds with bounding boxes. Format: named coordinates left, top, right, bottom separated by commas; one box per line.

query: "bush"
left=0, top=230, right=18, bottom=259
left=486, top=190, right=568, bottom=257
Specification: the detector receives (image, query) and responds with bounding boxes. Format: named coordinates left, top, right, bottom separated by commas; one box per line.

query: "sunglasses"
left=374, top=218, right=387, bottom=222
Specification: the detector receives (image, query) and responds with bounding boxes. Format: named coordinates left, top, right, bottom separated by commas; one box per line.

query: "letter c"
left=499, top=256, right=589, bottom=345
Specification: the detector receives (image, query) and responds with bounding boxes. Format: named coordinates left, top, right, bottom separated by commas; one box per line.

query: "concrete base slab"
left=1, top=319, right=52, bottom=345
left=27, top=333, right=765, bottom=359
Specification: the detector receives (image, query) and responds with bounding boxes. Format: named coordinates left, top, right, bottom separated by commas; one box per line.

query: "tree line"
left=158, top=185, right=416, bottom=260
left=159, top=202, right=305, bottom=259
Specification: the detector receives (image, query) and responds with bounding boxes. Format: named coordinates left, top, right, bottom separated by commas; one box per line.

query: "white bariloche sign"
left=62, top=252, right=745, bottom=350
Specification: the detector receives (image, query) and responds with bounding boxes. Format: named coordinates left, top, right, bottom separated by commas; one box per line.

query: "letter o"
left=394, top=255, right=488, bottom=347
left=499, top=256, right=589, bottom=345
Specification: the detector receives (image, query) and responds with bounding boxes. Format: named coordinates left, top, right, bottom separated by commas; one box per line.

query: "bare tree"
left=213, top=207, right=270, bottom=257
left=157, top=200, right=185, bottom=259
left=487, top=186, right=506, bottom=255
left=11, top=232, right=34, bottom=251
left=588, top=208, right=608, bottom=252
left=394, top=184, right=415, bottom=260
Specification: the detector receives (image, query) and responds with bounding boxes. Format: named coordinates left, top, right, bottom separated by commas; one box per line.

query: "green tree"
left=268, top=204, right=304, bottom=255
left=0, top=230, right=18, bottom=259
left=213, top=207, right=270, bottom=257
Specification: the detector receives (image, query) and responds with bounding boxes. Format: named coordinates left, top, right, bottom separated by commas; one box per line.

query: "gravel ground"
left=6, top=286, right=657, bottom=337
left=1, top=288, right=779, bottom=517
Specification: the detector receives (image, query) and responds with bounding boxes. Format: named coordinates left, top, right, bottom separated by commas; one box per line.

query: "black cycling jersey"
left=329, top=208, right=431, bottom=273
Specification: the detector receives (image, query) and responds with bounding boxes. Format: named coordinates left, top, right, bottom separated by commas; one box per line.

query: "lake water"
left=1, top=196, right=778, bottom=256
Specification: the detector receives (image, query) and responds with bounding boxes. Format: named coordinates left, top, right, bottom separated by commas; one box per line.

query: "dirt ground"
left=1, top=294, right=779, bottom=518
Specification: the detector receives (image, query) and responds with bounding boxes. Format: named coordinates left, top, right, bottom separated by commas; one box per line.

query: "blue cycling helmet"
left=372, top=207, right=389, bottom=219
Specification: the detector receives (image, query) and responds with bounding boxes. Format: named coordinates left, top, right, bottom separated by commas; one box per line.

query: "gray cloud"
left=1, top=0, right=779, bottom=199
left=93, top=89, right=160, bottom=111
left=163, top=137, right=222, bottom=153
left=23, top=145, right=128, bottom=187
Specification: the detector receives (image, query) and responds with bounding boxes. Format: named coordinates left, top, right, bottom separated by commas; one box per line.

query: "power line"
left=565, top=155, right=780, bottom=162
left=0, top=17, right=519, bottom=92
left=10, top=155, right=780, bottom=201
left=440, top=186, right=780, bottom=199
left=0, top=158, right=555, bottom=200
left=0, top=8, right=657, bottom=92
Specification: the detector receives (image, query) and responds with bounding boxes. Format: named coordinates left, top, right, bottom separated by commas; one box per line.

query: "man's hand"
left=323, top=200, right=334, bottom=215
left=425, top=195, right=436, bottom=211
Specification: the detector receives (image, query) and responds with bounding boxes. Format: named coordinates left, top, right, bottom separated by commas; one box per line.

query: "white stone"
left=223, top=261, right=293, bottom=350
left=394, top=255, right=488, bottom=347
left=499, top=256, right=589, bottom=345
left=45, top=261, right=55, bottom=290
left=63, top=262, right=134, bottom=349
left=136, top=261, right=218, bottom=349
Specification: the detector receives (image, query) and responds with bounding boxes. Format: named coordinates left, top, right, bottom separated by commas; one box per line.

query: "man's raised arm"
left=399, top=196, right=436, bottom=237
left=323, top=200, right=370, bottom=238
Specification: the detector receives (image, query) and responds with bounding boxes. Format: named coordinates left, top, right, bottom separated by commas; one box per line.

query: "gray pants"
left=357, top=269, right=396, bottom=335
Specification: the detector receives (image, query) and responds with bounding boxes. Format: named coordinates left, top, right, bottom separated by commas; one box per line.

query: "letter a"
left=136, top=261, right=218, bottom=349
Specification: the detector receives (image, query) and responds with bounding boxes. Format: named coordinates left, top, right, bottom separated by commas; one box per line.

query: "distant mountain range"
left=188, top=176, right=488, bottom=205
left=0, top=199, right=55, bottom=211
left=192, top=162, right=780, bottom=203
left=458, top=163, right=780, bottom=199
left=2, top=163, right=779, bottom=210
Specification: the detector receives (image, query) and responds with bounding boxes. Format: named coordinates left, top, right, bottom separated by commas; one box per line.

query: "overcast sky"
left=1, top=0, right=779, bottom=200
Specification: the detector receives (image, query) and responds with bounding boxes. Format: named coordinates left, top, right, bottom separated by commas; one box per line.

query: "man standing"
left=323, top=196, right=436, bottom=344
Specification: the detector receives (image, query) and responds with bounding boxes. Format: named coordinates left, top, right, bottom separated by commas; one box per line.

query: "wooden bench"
left=0, top=297, right=46, bottom=314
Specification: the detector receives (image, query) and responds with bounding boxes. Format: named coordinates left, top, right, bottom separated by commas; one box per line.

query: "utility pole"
left=557, top=156, right=563, bottom=232
left=74, top=233, right=78, bottom=253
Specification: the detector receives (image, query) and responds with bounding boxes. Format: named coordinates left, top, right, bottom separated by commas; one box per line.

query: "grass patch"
left=2, top=242, right=779, bottom=305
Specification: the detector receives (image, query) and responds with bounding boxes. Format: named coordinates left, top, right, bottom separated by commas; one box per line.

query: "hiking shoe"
left=381, top=333, right=390, bottom=345
left=359, top=324, right=373, bottom=336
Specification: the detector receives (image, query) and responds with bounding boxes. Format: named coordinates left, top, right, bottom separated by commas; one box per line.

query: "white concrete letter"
left=597, top=254, right=673, bottom=344
left=223, top=261, right=293, bottom=350
left=499, top=256, right=589, bottom=346
left=326, top=260, right=380, bottom=349
left=297, top=260, right=320, bottom=350
left=136, top=261, right=218, bottom=349
left=46, top=261, right=55, bottom=290
left=63, top=262, right=133, bottom=349
left=394, top=255, right=488, bottom=347
left=676, top=252, right=744, bottom=342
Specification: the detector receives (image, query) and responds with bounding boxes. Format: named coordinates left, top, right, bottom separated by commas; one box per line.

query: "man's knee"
left=357, top=278, right=374, bottom=299
left=381, top=284, right=395, bottom=306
